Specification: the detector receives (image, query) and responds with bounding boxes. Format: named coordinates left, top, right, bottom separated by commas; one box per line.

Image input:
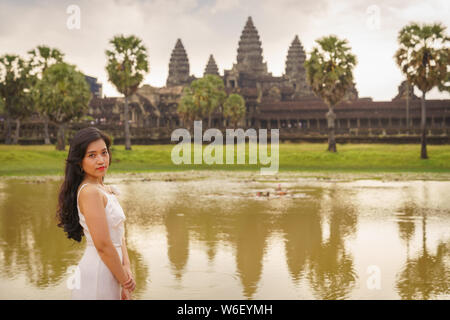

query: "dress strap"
left=97, top=187, right=112, bottom=197
left=77, top=183, right=90, bottom=203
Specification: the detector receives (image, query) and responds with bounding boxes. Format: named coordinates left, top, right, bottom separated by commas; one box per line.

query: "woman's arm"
left=121, top=234, right=135, bottom=295
left=79, top=185, right=134, bottom=290
left=109, top=185, right=131, bottom=270
left=121, top=234, right=135, bottom=291
left=121, top=235, right=131, bottom=268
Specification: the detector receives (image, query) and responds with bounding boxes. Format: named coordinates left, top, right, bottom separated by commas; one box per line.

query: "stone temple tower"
left=166, top=39, right=190, bottom=87
left=285, top=35, right=311, bottom=97
left=235, top=16, right=268, bottom=75
left=203, top=54, right=220, bottom=77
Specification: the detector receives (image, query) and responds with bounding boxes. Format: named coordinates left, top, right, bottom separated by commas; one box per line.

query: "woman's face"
left=81, top=138, right=110, bottom=179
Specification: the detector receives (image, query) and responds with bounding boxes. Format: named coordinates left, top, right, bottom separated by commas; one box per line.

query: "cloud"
left=210, top=0, right=240, bottom=14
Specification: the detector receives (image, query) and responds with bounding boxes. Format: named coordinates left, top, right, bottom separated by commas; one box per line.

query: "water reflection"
left=233, top=211, right=270, bottom=299
left=165, top=211, right=189, bottom=280
left=0, top=180, right=79, bottom=288
left=394, top=182, right=450, bottom=300
left=127, top=246, right=149, bottom=298
left=307, top=187, right=358, bottom=300
left=0, top=177, right=448, bottom=299
left=279, top=192, right=322, bottom=284
left=397, top=203, right=416, bottom=253
left=396, top=210, right=449, bottom=300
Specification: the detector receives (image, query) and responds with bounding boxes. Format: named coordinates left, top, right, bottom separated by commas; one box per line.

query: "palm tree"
left=223, top=93, right=246, bottom=128
left=199, top=75, right=227, bottom=127
left=28, top=46, right=64, bottom=144
left=395, top=22, right=449, bottom=159
left=105, top=35, right=149, bottom=150
left=304, top=35, right=357, bottom=152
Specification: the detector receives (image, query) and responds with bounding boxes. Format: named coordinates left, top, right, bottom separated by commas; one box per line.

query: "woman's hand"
left=121, top=265, right=136, bottom=292
left=121, top=274, right=135, bottom=292
left=121, top=288, right=132, bottom=300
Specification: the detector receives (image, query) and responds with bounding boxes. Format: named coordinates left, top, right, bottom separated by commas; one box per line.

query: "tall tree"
left=105, top=35, right=149, bottom=150
left=304, top=36, right=357, bottom=152
left=196, top=74, right=227, bottom=127
left=177, top=75, right=226, bottom=129
left=28, top=46, right=64, bottom=144
left=0, top=54, right=34, bottom=145
left=38, top=62, right=91, bottom=150
left=395, top=22, right=449, bottom=159
left=11, top=84, right=34, bottom=144
left=223, top=93, right=246, bottom=128
left=177, top=87, right=199, bottom=129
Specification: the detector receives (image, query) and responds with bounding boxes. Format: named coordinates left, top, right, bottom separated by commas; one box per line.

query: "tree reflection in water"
left=0, top=179, right=79, bottom=288
left=396, top=207, right=449, bottom=300
left=307, top=187, right=358, bottom=300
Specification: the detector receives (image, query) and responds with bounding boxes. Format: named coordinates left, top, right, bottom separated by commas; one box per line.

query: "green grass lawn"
left=0, top=143, right=449, bottom=176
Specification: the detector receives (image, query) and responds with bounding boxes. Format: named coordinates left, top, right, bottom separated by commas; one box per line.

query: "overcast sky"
left=0, top=0, right=449, bottom=101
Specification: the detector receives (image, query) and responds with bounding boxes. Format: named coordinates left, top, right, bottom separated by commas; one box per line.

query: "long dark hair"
left=57, top=127, right=112, bottom=242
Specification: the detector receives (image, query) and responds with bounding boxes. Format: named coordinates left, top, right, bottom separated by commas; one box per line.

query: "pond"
left=0, top=172, right=449, bottom=299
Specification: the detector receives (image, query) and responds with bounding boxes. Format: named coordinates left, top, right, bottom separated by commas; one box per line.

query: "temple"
left=6, top=16, right=450, bottom=144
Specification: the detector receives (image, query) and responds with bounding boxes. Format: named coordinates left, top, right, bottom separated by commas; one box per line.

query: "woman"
left=57, top=127, right=136, bottom=300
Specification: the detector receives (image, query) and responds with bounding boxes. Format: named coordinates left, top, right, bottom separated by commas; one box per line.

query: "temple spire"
left=166, top=38, right=190, bottom=86
left=285, top=35, right=306, bottom=77
left=285, top=35, right=311, bottom=98
left=203, top=54, right=219, bottom=77
left=235, top=16, right=268, bottom=75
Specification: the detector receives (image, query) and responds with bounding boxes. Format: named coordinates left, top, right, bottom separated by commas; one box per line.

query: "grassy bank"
left=0, top=143, right=449, bottom=176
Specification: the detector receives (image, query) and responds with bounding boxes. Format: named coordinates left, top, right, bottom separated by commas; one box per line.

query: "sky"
left=0, top=0, right=449, bottom=101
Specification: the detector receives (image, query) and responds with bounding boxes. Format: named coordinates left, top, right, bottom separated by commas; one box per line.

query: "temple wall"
left=1, top=103, right=449, bottom=144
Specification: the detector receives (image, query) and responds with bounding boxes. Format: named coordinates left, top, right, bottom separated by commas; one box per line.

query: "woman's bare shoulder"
left=78, top=184, right=106, bottom=204
left=78, top=183, right=97, bottom=194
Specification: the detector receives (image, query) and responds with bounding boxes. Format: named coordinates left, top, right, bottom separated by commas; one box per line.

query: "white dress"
left=71, top=183, right=126, bottom=300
